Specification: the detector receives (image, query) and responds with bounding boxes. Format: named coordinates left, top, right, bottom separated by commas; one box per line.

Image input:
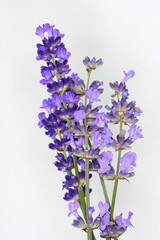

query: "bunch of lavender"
left=36, top=23, right=143, bottom=240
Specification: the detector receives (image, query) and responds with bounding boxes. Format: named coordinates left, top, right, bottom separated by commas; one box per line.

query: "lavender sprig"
left=36, top=23, right=143, bottom=240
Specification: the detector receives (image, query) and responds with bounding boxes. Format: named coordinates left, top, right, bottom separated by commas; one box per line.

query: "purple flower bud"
left=122, top=70, right=135, bottom=83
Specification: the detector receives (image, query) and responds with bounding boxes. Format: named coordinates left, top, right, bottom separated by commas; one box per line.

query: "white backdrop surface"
left=0, top=0, right=160, bottom=240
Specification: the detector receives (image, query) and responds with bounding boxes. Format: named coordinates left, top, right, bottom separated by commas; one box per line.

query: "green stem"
left=84, top=71, right=92, bottom=240
left=73, top=155, right=87, bottom=220
left=87, top=229, right=92, bottom=240
left=110, top=122, right=123, bottom=220
left=85, top=159, right=90, bottom=210
left=84, top=71, right=92, bottom=107
left=99, top=175, right=110, bottom=206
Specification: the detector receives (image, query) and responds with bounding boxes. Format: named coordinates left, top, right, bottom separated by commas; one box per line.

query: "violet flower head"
left=83, top=57, right=103, bottom=71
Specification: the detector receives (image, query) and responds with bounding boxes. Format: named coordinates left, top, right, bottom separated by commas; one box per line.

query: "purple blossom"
left=89, top=112, right=108, bottom=128
left=68, top=200, right=80, bottom=217
left=116, top=212, right=133, bottom=229
left=67, top=134, right=84, bottom=149
left=38, top=112, right=46, bottom=128
left=64, top=188, right=79, bottom=201
left=73, top=110, right=86, bottom=125
left=128, top=124, right=143, bottom=143
left=97, top=151, right=113, bottom=174
left=120, top=152, right=137, bottom=174
left=98, top=202, right=110, bottom=218
left=35, top=24, right=55, bottom=40
left=122, top=70, right=135, bottom=84
left=40, top=66, right=53, bottom=85
left=63, top=91, right=80, bottom=107
left=69, top=73, right=85, bottom=95
left=68, top=201, right=102, bottom=230
left=54, top=153, right=73, bottom=171
left=90, top=80, right=103, bottom=89
left=91, top=131, right=104, bottom=147
left=111, top=126, right=143, bottom=150
left=56, top=44, right=71, bottom=62
left=86, top=88, right=101, bottom=103
left=41, top=94, right=62, bottom=113
left=83, top=57, right=103, bottom=71
left=98, top=202, right=110, bottom=231
left=106, top=97, right=141, bottom=125
left=74, top=147, right=100, bottom=160
left=109, top=81, right=126, bottom=97
left=63, top=174, right=78, bottom=188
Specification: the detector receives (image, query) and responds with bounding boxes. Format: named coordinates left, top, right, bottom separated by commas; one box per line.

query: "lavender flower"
left=122, top=70, right=135, bottom=83
left=119, top=152, right=137, bottom=177
left=116, top=211, right=133, bottom=229
left=83, top=57, right=103, bottom=71
left=86, top=88, right=101, bottom=103
left=97, top=151, right=114, bottom=176
left=63, top=91, right=80, bottom=107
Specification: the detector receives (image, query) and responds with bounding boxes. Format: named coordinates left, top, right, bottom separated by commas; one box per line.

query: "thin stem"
left=110, top=122, right=123, bottom=220
left=110, top=150, right=122, bottom=220
left=99, top=175, right=110, bottom=206
left=87, top=229, right=92, bottom=240
left=84, top=71, right=92, bottom=240
left=73, top=155, right=87, bottom=220
left=84, top=70, right=92, bottom=107
left=85, top=159, right=90, bottom=210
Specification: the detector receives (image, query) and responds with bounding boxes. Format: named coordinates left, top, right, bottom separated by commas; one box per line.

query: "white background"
left=1, top=0, right=160, bottom=239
